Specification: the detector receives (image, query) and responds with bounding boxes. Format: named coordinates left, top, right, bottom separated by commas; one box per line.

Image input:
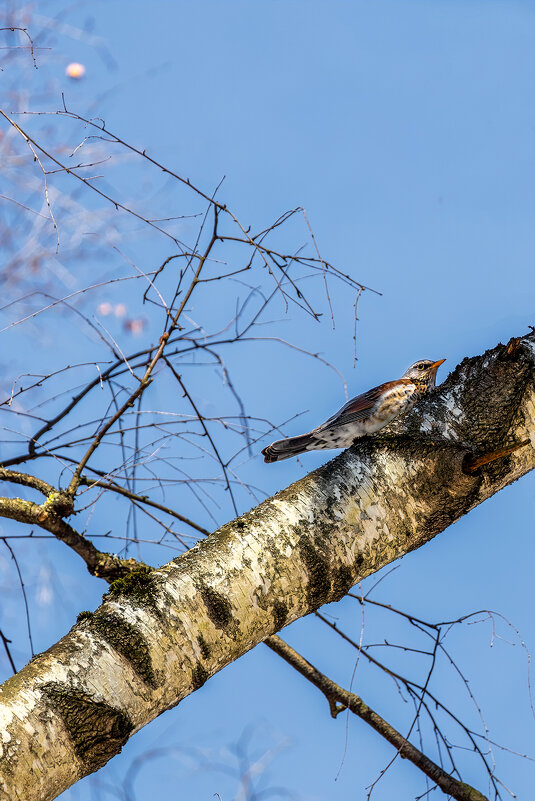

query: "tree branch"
left=0, top=629, right=17, bottom=676
left=78, top=475, right=211, bottom=537
left=264, top=635, right=488, bottom=801
left=0, top=496, right=141, bottom=580
left=0, top=467, right=54, bottom=497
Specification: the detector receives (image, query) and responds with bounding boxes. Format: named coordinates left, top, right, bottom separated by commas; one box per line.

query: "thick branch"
left=0, top=467, right=54, bottom=497
left=265, top=635, right=488, bottom=801
left=0, top=332, right=534, bottom=801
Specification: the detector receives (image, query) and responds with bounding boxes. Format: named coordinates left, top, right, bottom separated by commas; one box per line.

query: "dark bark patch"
left=272, top=600, right=289, bottom=631
left=499, top=336, right=521, bottom=359
left=457, top=354, right=530, bottom=449
left=199, top=585, right=234, bottom=630
left=331, top=564, right=355, bottom=600
left=191, top=662, right=209, bottom=690
left=88, top=612, right=157, bottom=688
left=298, top=534, right=332, bottom=609
left=197, top=633, right=211, bottom=660
left=41, top=683, right=133, bottom=771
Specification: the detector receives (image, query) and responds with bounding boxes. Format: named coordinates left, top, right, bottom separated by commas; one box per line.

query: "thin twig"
left=0, top=628, right=17, bottom=674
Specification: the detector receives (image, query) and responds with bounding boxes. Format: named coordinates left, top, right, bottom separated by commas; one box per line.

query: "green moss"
left=90, top=611, right=157, bottom=688
left=44, top=490, right=74, bottom=516
left=106, top=566, right=158, bottom=611
left=41, top=682, right=133, bottom=770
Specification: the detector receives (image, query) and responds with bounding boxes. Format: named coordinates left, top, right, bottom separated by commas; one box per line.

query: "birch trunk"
left=1, top=332, right=534, bottom=801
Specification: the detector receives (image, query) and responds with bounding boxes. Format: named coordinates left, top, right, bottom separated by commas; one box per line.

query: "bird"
left=261, top=358, right=445, bottom=463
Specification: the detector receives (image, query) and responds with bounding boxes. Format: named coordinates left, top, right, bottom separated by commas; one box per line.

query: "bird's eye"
left=417, top=363, right=425, bottom=370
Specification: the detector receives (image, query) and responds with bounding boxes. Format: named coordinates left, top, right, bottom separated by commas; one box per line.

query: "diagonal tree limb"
left=0, top=331, right=534, bottom=801
left=264, top=634, right=488, bottom=801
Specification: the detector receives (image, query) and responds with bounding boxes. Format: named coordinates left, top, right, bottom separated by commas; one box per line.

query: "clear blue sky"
left=1, top=1, right=534, bottom=799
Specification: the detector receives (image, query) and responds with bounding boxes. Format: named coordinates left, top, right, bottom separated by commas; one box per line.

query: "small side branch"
left=463, top=439, right=530, bottom=474
left=0, top=496, right=141, bottom=581
left=0, top=628, right=17, bottom=675
left=265, top=635, right=488, bottom=801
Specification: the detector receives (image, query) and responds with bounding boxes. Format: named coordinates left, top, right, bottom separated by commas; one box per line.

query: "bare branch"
left=0, top=629, right=16, bottom=675
left=265, top=635, right=488, bottom=801
left=0, top=495, right=141, bottom=580
left=78, top=473, right=211, bottom=537
left=0, top=467, right=54, bottom=496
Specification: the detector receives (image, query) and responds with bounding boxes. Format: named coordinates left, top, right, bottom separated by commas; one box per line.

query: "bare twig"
left=78, top=474, right=211, bottom=537
left=1, top=538, right=34, bottom=656
left=0, top=629, right=17, bottom=675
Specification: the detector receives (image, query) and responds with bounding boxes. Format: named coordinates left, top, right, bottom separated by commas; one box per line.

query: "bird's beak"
left=430, top=359, right=446, bottom=370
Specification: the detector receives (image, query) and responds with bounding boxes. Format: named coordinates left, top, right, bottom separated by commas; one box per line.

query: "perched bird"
left=261, top=358, right=445, bottom=463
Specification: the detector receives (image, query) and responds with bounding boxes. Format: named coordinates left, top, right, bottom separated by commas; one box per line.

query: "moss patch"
left=106, top=566, right=158, bottom=612
left=41, top=683, right=133, bottom=771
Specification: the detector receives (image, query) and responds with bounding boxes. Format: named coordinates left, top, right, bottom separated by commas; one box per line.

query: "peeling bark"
left=0, top=332, right=534, bottom=801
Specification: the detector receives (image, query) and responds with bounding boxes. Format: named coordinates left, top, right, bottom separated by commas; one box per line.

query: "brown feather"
left=319, top=379, right=413, bottom=430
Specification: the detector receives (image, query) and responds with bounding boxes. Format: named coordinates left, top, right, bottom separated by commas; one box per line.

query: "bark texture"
left=1, top=332, right=534, bottom=801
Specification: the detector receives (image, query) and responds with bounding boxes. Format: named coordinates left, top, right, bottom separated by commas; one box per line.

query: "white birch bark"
left=1, top=332, right=534, bottom=801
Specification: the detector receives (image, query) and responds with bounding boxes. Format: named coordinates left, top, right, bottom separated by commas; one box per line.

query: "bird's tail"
left=261, top=433, right=314, bottom=463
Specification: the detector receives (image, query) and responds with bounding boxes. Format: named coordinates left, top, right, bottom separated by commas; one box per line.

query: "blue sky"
left=1, top=1, right=535, bottom=799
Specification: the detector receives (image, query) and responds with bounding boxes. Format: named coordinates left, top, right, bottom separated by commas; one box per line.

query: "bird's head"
left=402, top=358, right=446, bottom=387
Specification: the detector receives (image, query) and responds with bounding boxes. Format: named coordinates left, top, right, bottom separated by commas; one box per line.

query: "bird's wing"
left=317, top=379, right=413, bottom=431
